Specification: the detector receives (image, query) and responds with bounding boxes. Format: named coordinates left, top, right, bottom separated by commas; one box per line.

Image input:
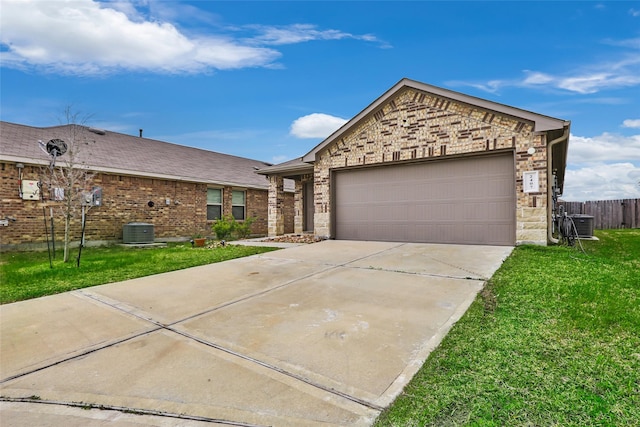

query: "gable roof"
left=302, top=78, right=569, bottom=163
left=0, top=121, right=275, bottom=190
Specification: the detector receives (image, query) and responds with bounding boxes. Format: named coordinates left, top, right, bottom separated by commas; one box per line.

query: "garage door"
left=333, top=153, right=515, bottom=245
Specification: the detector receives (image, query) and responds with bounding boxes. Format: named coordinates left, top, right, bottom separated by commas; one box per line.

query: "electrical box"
left=92, top=186, right=102, bottom=206
left=21, top=180, right=40, bottom=200
left=82, top=186, right=103, bottom=206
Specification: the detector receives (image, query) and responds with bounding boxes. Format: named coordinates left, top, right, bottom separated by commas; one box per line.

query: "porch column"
left=294, top=179, right=304, bottom=234
left=268, top=175, right=285, bottom=236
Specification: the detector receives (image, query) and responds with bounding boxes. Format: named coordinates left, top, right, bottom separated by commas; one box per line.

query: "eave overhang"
left=255, top=157, right=314, bottom=178
left=0, top=154, right=270, bottom=191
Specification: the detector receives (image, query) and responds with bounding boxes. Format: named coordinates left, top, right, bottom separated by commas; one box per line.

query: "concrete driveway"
left=1, top=240, right=512, bottom=426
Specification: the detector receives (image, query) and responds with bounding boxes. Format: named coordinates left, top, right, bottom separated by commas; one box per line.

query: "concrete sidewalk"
left=1, top=241, right=512, bottom=426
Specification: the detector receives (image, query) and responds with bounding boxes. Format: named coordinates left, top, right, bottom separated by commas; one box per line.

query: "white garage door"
left=333, top=153, right=515, bottom=245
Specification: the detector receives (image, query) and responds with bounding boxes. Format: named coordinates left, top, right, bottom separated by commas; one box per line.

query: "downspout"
left=547, top=125, right=570, bottom=244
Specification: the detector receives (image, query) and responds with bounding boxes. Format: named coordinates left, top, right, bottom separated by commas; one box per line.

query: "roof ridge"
left=0, top=120, right=271, bottom=166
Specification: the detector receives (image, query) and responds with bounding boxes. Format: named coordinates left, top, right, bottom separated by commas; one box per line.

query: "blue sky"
left=1, top=0, right=639, bottom=201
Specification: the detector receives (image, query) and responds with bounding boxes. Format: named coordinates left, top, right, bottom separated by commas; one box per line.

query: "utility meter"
left=82, top=186, right=103, bottom=206
left=92, top=186, right=102, bottom=206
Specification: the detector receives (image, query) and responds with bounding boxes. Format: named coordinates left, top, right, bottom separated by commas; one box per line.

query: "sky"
left=1, top=0, right=639, bottom=202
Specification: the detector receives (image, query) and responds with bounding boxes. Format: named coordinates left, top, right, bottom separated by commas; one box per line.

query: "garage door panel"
left=334, top=154, right=515, bottom=245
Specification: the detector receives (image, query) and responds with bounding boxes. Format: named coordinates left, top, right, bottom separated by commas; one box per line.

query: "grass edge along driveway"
left=0, top=243, right=279, bottom=304
left=375, top=229, right=639, bottom=427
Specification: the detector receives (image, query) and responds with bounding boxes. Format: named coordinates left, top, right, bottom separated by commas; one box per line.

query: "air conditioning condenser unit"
left=122, top=222, right=154, bottom=244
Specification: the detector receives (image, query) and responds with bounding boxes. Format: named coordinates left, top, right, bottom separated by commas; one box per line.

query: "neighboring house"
left=0, top=121, right=294, bottom=251
left=258, top=78, right=570, bottom=246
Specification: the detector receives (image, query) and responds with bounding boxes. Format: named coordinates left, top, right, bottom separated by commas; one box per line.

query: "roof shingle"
left=0, top=121, right=279, bottom=190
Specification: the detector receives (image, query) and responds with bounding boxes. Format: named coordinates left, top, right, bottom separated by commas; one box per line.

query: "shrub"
left=212, top=215, right=257, bottom=240
left=212, top=215, right=235, bottom=240
left=234, top=216, right=256, bottom=239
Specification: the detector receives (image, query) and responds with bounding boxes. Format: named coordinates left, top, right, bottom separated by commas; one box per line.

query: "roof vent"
left=88, top=127, right=106, bottom=135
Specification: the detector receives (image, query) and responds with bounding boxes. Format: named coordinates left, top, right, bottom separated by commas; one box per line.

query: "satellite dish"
left=46, top=139, right=68, bottom=157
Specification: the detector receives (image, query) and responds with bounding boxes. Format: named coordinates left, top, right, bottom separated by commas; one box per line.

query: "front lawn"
left=0, top=243, right=278, bottom=304
left=375, top=229, right=640, bottom=426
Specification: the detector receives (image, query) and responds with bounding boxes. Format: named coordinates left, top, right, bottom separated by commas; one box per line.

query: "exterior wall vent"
left=570, top=214, right=594, bottom=238
left=122, top=222, right=155, bottom=244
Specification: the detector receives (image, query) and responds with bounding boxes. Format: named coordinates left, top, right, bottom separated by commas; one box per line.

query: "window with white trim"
left=232, top=190, right=245, bottom=220
left=207, top=188, right=222, bottom=220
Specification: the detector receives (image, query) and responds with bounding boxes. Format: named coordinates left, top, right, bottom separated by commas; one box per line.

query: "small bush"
left=212, top=215, right=235, bottom=240
left=212, top=215, right=257, bottom=240
left=234, top=216, right=256, bottom=239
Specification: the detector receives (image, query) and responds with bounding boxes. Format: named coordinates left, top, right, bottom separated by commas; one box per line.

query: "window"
left=232, top=190, right=245, bottom=220
left=207, top=188, right=222, bottom=220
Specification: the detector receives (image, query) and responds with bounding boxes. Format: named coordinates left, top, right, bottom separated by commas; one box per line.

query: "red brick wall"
left=0, top=162, right=281, bottom=250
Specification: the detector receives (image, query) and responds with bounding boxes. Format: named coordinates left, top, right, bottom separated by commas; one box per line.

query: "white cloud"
left=622, top=119, right=640, bottom=128
left=0, top=0, right=280, bottom=74
left=521, top=62, right=640, bottom=94
left=630, top=8, right=640, bottom=17
left=246, top=24, right=387, bottom=47
left=522, top=71, right=554, bottom=85
left=290, top=113, right=348, bottom=139
left=562, top=163, right=640, bottom=201
left=449, top=38, right=640, bottom=95
left=0, top=0, right=383, bottom=75
left=567, top=132, right=640, bottom=162
left=271, top=155, right=289, bottom=164
left=562, top=132, right=640, bottom=200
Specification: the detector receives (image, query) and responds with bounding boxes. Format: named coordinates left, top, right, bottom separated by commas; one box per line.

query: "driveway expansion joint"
left=78, top=285, right=386, bottom=413
left=1, top=241, right=511, bottom=426
left=0, top=397, right=270, bottom=427
left=0, top=327, right=162, bottom=385
left=163, top=327, right=385, bottom=412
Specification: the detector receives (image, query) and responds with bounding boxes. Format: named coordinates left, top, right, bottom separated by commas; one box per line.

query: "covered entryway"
left=333, top=153, right=516, bottom=245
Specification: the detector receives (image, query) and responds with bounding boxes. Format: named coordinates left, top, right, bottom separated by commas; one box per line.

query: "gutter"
left=547, top=124, right=570, bottom=244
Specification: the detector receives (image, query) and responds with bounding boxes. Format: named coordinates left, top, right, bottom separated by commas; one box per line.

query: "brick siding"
left=0, top=163, right=286, bottom=250
left=312, top=88, right=549, bottom=244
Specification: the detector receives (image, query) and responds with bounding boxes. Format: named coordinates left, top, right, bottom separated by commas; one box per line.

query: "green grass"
left=375, top=229, right=640, bottom=427
left=0, top=243, right=279, bottom=304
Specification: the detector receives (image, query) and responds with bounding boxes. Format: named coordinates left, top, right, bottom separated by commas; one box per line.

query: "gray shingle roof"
left=0, top=121, right=280, bottom=190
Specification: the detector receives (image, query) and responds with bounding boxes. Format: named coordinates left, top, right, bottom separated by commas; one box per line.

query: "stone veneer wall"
left=267, top=175, right=295, bottom=236
left=312, top=88, right=549, bottom=245
left=293, top=174, right=314, bottom=234
left=0, top=162, right=274, bottom=250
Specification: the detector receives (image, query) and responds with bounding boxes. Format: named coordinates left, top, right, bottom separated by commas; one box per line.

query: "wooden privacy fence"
left=559, top=199, right=639, bottom=229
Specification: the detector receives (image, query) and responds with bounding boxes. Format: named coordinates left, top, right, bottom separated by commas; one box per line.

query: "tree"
left=39, top=108, right=96, bottom=263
